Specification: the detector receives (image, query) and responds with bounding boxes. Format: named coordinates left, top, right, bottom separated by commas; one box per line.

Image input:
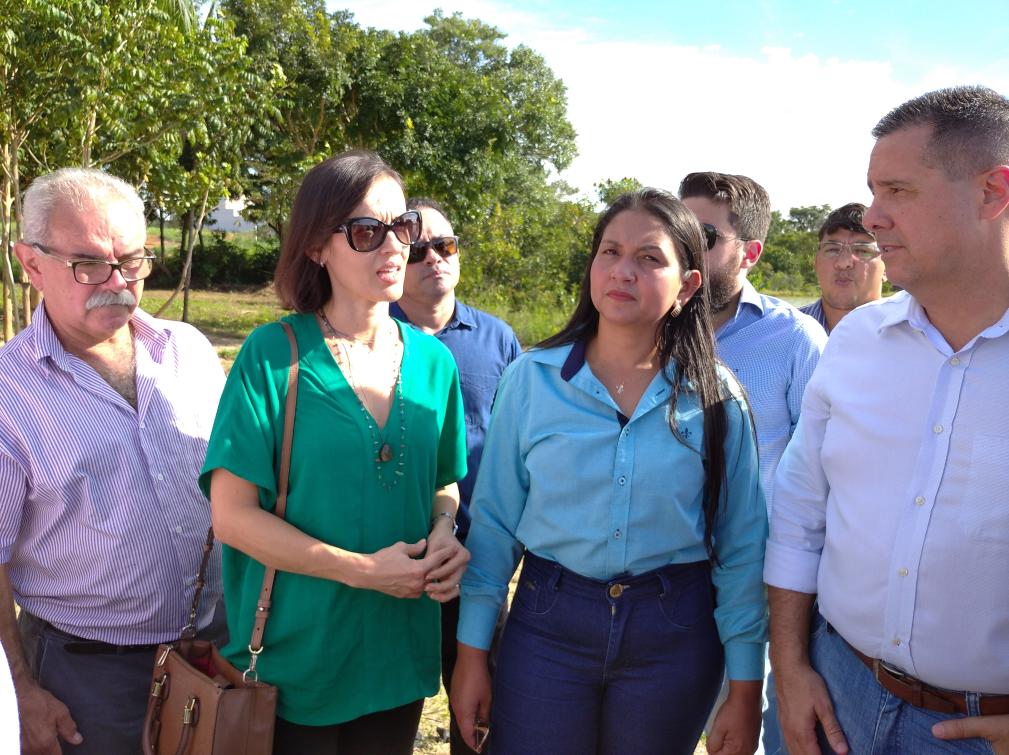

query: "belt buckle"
left=875, top=659, right=909, bottom=681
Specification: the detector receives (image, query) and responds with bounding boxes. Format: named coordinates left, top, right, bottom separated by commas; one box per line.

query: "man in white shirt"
left=765, top=85, right=1009, bottom=755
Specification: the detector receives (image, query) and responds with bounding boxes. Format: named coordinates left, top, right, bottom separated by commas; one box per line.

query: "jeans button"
left=608, top=584, right=624, bottom=598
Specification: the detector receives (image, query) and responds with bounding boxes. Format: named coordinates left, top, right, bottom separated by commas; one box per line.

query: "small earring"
left=669, top=304, right=682, bottom=318
left=318, top=259, right=326, bottom=268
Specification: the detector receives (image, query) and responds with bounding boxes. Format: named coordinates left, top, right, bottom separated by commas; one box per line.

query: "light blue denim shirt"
left=715, top=280, right=827, bottom=516
left=458, top=341, right=768, bottom=680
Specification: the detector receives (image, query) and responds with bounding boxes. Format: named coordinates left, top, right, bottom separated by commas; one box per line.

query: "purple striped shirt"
left=0, top=303, right=224, bottom=644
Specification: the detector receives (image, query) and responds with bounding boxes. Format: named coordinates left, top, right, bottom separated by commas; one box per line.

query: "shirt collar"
left=737, top=278, right=766, bottom=315
left=390, top=299, right=474, bottom=332
left=876, top=290, right=1009, bottom=345
left=31, top=302, right=169, bottom=372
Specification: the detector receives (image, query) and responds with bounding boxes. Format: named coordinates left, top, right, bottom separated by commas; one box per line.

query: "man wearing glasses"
left=391, top=197, right=519, bottom=755
left=0, top=168, right=225, bottom=754
left=800, top=204, right=886, bottom=334
left=766, top=86, right=1009, bottom=754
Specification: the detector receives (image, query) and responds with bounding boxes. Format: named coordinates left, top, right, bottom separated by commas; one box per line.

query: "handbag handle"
left=244, top=321, right=300, bottom=679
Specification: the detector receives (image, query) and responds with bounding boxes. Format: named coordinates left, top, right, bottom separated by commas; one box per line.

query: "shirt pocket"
left=459, top=373, right=498, bottom=431
left=958, top=433, right=1009, bottom=542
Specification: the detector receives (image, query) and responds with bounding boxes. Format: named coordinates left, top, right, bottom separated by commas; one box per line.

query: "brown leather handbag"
left=142, top=321, right=301, bottom=755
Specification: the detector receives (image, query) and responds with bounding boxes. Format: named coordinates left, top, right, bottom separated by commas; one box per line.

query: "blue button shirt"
left=715, top=281, right=827, bottom=515
left=391, top=301, right=520, bottom=537
left=799, top=298, right=829, bottom=332
left=458, top=341, right=768, bottom=679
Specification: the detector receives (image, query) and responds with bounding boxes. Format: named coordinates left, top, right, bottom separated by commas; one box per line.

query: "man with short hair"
left=680, top=172, right=826, bottom=755
left=678, top=172, right=826, bottom=519
left=766, top=85, right=1009, bottom=754
left=800, top=203, right=886, bottom=334
left=391, top=197, right=520, bottom=755
left=1, top=168, right=225, bottom=754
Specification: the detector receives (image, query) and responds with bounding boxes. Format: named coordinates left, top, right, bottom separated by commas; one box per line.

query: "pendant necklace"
left=615, top=383, right=625, bottom=395
left=319, top=311, right=406, bottom=489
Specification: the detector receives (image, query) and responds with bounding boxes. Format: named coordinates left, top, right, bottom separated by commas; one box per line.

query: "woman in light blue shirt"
left=451, top=189, right=768, bottom=755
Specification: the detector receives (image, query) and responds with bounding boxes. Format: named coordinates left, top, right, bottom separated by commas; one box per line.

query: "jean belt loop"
left=656, top=569, right=671, bottom=598
left=547, top=562, right=564, bottom=592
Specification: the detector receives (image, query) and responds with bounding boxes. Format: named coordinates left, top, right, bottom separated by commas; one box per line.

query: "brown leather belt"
left=846, top=641, right=1009, bottom=716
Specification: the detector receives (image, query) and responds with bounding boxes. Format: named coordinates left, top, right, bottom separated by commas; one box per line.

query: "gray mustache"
left=85, top=290, right=137, bottom=311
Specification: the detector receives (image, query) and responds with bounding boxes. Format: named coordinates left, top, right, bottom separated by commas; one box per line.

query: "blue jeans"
left=490, top=552, right=724, bottom=755
left=19, top=605, right=227, bottom=755
left=809, top=613, right=996, bottom=754
left=762, top=666, right=787, bottom=755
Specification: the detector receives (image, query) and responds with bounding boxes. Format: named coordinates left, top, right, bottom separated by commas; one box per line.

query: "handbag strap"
left=246, top=321, right=300, bottom=673
left=180, top=528, right=216, bottom=641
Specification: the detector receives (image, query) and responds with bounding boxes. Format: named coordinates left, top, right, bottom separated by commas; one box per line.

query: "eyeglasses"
left=335, top=211, right=422, bottom=253
left=818, top=240, right=881, bottom=262
left=408, top=236, right=460, bottom=264
left=31, top=243, right=155, bottom=285
left=701, top=223, right=750, bottom=250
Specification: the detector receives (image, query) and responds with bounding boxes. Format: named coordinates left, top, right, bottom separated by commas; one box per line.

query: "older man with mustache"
left=0, top=168, right=226, bottom=754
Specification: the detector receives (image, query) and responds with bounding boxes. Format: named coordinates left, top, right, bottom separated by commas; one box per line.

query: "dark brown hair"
left=818, top=202, right=869, bottom=241
left=872, top=86, right=1009, bottom=179
left=274, top=150, right=404, bottom=312
left=539, top=188, right=743, bottom=560
left=678, top=171, right=772, bottom=243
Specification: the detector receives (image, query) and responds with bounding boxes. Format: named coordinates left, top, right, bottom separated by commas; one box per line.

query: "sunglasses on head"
left=701, top=223, right=749, bottom=250
left=335, top=210, right=422, bottom=253
left=408, top=235, right=460, bottom=264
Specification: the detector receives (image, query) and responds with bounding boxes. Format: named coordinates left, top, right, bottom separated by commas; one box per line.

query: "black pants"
left=273, top=699, right=425, bottom=755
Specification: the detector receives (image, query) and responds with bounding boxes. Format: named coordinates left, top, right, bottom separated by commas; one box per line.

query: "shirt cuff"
left=763, top=540, right=821, bottom=594
left=456, top=593, right=501, bottom=651
left=724, top=640, right=766, bottom=680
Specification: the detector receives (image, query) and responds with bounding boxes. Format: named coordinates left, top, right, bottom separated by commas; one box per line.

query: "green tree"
left=595, top=177, right=643, bottom=207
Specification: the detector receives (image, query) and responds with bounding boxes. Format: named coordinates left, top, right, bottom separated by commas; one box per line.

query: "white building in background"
left=206, top=196, right=257, bottom=233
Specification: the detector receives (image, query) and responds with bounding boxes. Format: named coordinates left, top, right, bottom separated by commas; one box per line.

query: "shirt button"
left=614, top=529, right=622, bottom=539
left=914, top=496, right=925, bottom=506
left=898, top=568, right=908, bottom=577
left=893, top=638, right=902, bottom=646
left=175, top=525, right=183, bottom=534
left=617, top=476, right=626, bottom=486
left=932, top=424, right=943, bottom=434
left=156, top=473, right=165, bottom=481
left=950, top=357, right=960, bottom=366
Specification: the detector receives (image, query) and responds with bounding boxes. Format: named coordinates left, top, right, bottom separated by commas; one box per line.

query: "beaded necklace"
left=318, top=312, right=406, bottom=489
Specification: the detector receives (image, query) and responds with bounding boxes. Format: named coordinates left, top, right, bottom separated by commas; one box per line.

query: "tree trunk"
left=12, top=146, right=30, bottom=326
left=158, top=207, right=166, bottom=265
left=155, top=189, right=210, bottom=320
left=0, top=155, right=21, bottom=340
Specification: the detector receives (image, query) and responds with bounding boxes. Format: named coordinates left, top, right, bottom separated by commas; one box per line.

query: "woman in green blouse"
left=201, top=150, right=469, bottom=754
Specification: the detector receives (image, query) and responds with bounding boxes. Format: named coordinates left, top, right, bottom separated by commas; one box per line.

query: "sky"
left=329, top=0, right=1009, bottom=212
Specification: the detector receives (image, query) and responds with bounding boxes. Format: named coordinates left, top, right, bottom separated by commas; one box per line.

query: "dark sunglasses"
left=408, top=236, right=460, bottom=264
left=335, top=210, right=422, bottom=253
left=701, top=222, right=749, bottom=250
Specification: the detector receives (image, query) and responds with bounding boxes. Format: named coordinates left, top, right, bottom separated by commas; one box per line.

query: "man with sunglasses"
left=799, top=204, right=886, bottom=334
left=390, top=197, right=520, bottom=755
left=0, top=168, right=225, bottom=754
left=680, top=172, right=826, bottom=755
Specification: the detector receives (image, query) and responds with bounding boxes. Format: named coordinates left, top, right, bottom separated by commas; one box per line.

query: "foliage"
left=595, top=177, right=644, bottom=206
left=752, top=206, right=829, bottom=291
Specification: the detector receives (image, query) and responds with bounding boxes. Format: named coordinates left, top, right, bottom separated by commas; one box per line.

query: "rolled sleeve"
left=763, top=363, right=831, bottom=594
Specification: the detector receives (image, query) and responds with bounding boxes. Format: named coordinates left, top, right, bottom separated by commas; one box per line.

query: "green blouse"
left=200, top=312, right=467, bottom=725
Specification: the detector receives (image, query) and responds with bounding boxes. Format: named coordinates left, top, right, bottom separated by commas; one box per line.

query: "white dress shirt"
left=765, top=291, right=1009, bottom=694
